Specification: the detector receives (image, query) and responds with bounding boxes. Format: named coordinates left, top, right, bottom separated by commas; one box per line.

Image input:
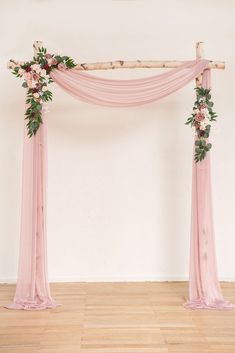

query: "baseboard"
left=1, top=275, right=235, bottom=284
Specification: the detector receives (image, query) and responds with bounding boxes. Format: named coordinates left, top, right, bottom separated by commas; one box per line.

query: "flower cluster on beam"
left=185, top=87, right=217, bottom=162
left=9, top=47, right=76, bottom=137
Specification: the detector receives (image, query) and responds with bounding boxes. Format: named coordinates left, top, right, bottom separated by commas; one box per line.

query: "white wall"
left=1, top=0, right=235, bottom=283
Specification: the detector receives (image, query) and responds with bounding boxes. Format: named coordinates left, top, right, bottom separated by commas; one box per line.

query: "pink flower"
left=195, top=113, right=204, bottom=122
left=48, top=58, right=58, bottom=66
left=31, top=64, right=41, bottom=71
left=58, top=62, right=67, bottom=71
left=47, top=58, right=53, bottom=66
left=18, top=68, right=25, bottom=76
left=45, top=53, right=52, bottom=59
left=32, top=73, right=40, bottom=81
left=24, top=72, right=32, bottom=80
left=200, top=104, right=207, bottom=109
left=31, top=81, right=37, bottom=89
left=52, top=58, right=57, bottom=65
left=40, top=69, right=47, bottom=77
left=28, top=80, right=37, bottom=89
left=33, top=93, right=40, bottom=98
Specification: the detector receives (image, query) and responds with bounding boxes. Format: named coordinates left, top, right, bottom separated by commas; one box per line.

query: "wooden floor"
left=0, top=282, right=235, bottom=353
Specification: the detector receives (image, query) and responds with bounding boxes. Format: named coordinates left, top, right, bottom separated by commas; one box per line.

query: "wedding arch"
left=5, top=41, right=234, bottom=310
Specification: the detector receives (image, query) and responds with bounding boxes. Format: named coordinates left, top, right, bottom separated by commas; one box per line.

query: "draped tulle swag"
left=6, top=60, right=234, bottom=310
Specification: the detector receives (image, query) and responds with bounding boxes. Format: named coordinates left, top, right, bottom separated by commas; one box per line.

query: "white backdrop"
left=1, top=0, right=235, bottom=283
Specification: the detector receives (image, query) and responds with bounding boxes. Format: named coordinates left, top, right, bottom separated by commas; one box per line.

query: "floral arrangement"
left=9, top=47, right=76, bottom=137
left=185, top=87, right=217, bottom=162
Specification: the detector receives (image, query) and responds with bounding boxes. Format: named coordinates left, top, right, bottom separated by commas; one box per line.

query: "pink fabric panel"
left=6, top=114, right=58, bottom=310
left=50, top=60, right=209, bottom=106
left=184, top=69, right=235, bottom=310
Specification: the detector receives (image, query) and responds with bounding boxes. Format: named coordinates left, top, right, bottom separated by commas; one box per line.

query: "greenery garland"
left=185, top=87, right=217, bottom=162
left=10, top=49, right=216, bottom=162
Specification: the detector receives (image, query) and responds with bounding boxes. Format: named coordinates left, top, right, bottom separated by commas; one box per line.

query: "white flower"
left=18, top=68, right=25, bottom=76
left=201, top=108, right=209, bottom=117
left=31, top=81, right=37, bottom=88
left=31, top=64, right=41, bottom=71
left=199, top=120, right=210, bottom=131
left=42, top=86, right=47, bottom=92
left=40, top=69, right=47, bottom=77
left=33, top=93, right=40, bottom=98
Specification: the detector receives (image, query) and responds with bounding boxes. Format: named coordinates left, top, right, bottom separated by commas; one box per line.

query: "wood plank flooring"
left=0, top=282, right=235, bottom=353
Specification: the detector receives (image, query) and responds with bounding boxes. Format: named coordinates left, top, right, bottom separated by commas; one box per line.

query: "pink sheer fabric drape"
left=6, top=114, right=58, bottom=310
left=50, top=60, right=209, bottom=107
left=6, top=59, right=233, bottom=310
left=184, top=69, right=235, bottom=309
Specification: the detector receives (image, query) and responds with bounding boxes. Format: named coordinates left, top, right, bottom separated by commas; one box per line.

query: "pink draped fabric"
left=6, top=59, right=234, bottom=310
left=184, top=69, right=235, bottom=310
left=50, top=60, right=209, bottom=106
left=6, top=114, right=58, bottom=310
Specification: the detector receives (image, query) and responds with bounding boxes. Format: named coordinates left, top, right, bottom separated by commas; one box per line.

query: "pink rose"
left=200, top=104, right=207, bottom=109
left=31, top=64, right=41, bottom=71
left=24, top=72, right=32, bottom=80
left=195, top=114, right=204, bottom=122
left=58, top=62, right=67, bottom=71
left=32, top=73, right=40, bottom=81
left=52, top=58, right=57, bottom=65
left=47, top=58, right=57, bottom=66
left=45, top=53, right=52, bottom=59
left=47, top=58, right=54, bottom=66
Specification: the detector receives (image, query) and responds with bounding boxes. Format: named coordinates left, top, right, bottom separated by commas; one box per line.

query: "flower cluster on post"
left=9, top=47, right=76, bottom=137
left=185, top=87, right=217, bottom=162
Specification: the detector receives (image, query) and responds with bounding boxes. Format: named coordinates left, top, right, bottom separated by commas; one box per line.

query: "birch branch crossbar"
left=7, top=41, right=225, bottom=72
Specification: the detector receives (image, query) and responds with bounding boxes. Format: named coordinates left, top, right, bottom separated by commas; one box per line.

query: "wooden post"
left=195, top=41, right=204, bottom=88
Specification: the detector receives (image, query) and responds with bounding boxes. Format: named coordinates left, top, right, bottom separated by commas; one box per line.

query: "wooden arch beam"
left=7, top=41, right=225, bottom=72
